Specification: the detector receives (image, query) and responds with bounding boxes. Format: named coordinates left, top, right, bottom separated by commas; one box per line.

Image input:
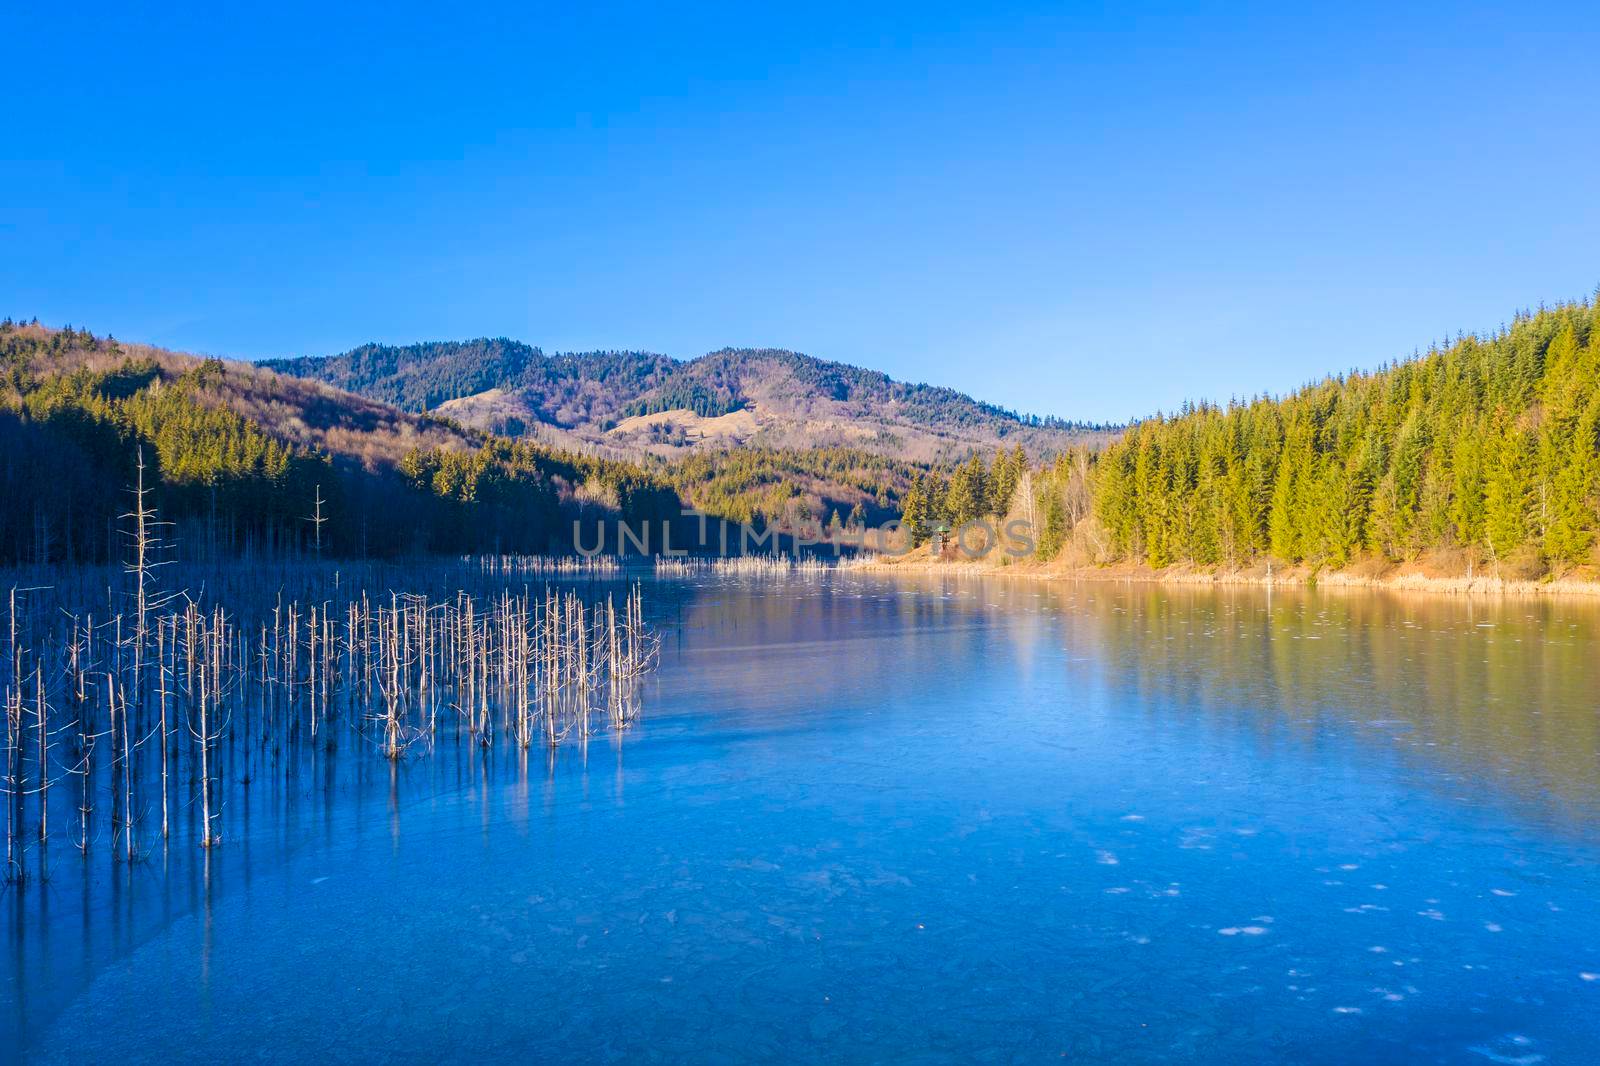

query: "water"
left=6, top=573, right=1600, bottom=1063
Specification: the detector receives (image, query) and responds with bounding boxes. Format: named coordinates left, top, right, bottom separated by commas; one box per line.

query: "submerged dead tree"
left=0, top=556, right=661, bottom=870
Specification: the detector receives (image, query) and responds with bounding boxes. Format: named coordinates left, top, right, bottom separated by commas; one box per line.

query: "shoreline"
left=848, top=554, right=1600, bottom=599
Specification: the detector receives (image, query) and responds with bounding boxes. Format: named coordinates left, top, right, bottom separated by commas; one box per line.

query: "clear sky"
left=6, top=2, right=1598, bottom=422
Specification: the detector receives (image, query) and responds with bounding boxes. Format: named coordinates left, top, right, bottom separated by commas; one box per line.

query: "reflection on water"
left=1058, top=581, right=1600, bottom=827
left=7, top=573, right=1600, bottom=1063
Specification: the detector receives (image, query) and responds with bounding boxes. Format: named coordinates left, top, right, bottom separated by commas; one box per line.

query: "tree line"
left=898, top=446, right=1029, bottom=535
left=664, top=445, right=917, bottom=530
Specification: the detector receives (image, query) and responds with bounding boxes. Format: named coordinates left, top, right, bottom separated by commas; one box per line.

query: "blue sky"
left=5, top=2, right=1598, bottom=422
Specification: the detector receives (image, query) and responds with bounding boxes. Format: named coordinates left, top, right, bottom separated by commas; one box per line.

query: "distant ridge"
left=263, top=340, right=1116, bottom=462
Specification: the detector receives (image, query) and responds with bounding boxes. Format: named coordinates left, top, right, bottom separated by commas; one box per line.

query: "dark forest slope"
left=0, top=323, right=681, bottom=563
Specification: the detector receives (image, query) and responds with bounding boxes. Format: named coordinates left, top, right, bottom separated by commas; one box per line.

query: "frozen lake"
left=8, top=571, right=1600, bottom=1062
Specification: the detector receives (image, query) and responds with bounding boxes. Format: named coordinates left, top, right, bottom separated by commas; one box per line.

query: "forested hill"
left=1092, top=300, right=1600, bottom=575
left=263, top=340, right=1114, bottom=461
left=930, top=299, right=1600, bottom=582
left=0, top=322, right=684, bottom=564
left=0, top=321, right=953, bottom=565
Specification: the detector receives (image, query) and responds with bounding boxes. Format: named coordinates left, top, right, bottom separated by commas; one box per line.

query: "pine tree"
left=1545, top=393, right=1600, bottom=568
left=1268, top=434, right=1301, bottom=562
left=945, top=454, right=988, bottom=526
left=900, top=476, right=927, bottom=544
left=1037, top=490, right=1067, bottom=561
left=1484, top=419, right=1533, bottom=560
left=989, top=449, right=1019, bottom=517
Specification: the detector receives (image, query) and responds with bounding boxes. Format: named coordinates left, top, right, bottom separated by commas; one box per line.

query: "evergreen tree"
left=1037, top=490, right=1067, bottom=561
left=989, top=447, right=1024, bottom=516
left=945, top=454, right=988, bottom=526
left=1484, top=419, right=1533, bottom=560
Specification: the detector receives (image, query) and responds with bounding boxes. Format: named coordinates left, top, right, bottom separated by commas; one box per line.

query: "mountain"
left=262, top=340, right=1114, bottom=462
